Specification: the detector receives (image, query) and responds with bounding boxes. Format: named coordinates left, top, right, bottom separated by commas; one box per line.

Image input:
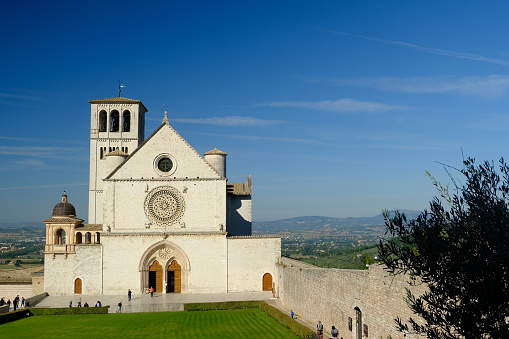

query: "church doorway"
left=74, top=278, right=82, bottom=294
left=149, top=260, right=163, bottom=292
left=262, top=273, right=273, bottom=291
left=167, top=260, right=181, bottom=293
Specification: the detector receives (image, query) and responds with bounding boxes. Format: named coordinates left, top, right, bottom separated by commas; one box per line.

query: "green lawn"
left=1, top=309, right=300, bottom=339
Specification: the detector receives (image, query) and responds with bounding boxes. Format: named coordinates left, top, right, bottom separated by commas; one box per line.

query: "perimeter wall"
left=277, top=258, right=425, bottom=339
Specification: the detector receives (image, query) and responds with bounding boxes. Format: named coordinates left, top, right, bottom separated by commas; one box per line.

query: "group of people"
left=316, top=321, right=341, bottom=339
left=68, top=299, right=99, bottom=308
left=0, top=295, right=25, bottom=311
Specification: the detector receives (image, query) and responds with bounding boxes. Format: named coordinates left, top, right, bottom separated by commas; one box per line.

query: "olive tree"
left=378, top=158, right=509, bottom=338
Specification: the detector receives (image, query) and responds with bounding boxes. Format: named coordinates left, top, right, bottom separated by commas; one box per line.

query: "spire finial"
left=162, top=111, right=169, bottom=125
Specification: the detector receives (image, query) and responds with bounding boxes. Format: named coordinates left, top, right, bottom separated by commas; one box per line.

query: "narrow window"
left=110, top=110, right=120, bottom=132
left=95, top=232, right=101, bottom=244
left=100, top=148, right=104, bottom=160
left=98, top=111, right=107, bottom=132
left=123, top=110, right=131, bottom=132
left=76, top=232, right=82, bottom=244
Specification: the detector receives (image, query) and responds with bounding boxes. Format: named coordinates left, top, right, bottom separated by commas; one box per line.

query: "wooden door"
left=149, top=260, right=163, bottom=292
left=74, top=278, right=82, bottom=294
left=168, top=260, right=181, bottom=293
left=262, top=273, right=272, bottom=291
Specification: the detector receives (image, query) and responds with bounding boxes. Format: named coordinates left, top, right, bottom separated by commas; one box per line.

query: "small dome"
left=52, top=192, right=76, bottom=218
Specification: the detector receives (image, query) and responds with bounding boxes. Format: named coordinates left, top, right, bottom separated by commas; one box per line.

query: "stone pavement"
left=35, top=291, right=274, bottom=314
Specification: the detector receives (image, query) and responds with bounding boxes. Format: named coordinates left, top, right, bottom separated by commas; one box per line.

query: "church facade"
left=43, top=97, right=281, bottom=295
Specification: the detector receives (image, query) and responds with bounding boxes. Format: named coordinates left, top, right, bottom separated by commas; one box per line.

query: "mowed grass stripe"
left=1, top=309, right=299, bottom=339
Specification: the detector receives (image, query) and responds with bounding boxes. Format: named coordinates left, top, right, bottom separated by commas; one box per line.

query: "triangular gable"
left=106, top=123, right=223, bottom=180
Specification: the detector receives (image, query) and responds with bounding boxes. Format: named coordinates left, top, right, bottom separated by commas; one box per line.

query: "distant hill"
left=253, top=210, right=421, bottom=236
left=0, top=222, right=44, bottom=230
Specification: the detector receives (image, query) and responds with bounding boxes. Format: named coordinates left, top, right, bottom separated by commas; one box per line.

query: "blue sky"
left=2, top=0, right=509, bottom=223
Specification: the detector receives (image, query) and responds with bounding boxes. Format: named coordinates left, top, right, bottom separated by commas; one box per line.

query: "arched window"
left=355, top=307, right=362, bottom=339
left=55, top=229, right=66, bottom=245
left=123, top=110, right=131, bottom=132
left=98, top=110, right=107, bottom=132
left=95, top=232, right=101, bottom=244
left=110, top=110, right=120, bottom=132
left=85, top=232, right=92, bottom=244
left=76, top=232, right=82, bottom=244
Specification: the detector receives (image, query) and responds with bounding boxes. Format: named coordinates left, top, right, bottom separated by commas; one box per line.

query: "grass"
left=0, top=309, right=300, bottom=339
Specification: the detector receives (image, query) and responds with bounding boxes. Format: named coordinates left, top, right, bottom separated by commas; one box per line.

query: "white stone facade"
left=44, top=97, right=281, bottom=296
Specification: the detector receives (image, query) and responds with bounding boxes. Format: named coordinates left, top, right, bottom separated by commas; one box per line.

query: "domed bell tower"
left=44, top=192, right=83, bottom=257
left=88, top=97, right=148, bottom=223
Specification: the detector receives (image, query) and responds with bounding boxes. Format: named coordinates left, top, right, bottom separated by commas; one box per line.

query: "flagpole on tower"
left=118, top=81, right=126, bottom=97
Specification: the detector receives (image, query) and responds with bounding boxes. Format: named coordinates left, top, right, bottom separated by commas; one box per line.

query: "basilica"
left=43, top=97, right=281, bottom=295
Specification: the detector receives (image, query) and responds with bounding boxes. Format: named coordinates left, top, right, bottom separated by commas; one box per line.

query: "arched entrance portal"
left=167, top=260, right=181, bottom=293
left=262, top=273, right=273, bottom=291
left=139, top=241, right=190, bottom=294
left=149, top=260, right=163, bottom=292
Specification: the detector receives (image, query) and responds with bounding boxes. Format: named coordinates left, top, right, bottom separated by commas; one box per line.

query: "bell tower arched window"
left=123, top=110, right=131, bottom=132
left=98, top=110, right=107, bottom=132
left=55, top=229, right=66, bottom=245
left=110, top=110, right=120, bottom=132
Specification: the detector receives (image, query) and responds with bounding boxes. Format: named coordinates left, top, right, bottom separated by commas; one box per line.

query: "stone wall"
left=0, top=283, right=32, bottom=304
left=277, top=258, right=425, bottom=339
left=227, top=236, right=281, bottom=292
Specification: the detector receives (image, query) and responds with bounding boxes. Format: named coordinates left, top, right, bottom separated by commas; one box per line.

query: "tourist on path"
left=316, top=321, right=323, bottom=339
left=78, top=298, right=82, bottom=307
left=21, top=297, right=25, bottom=308
left=290, top=310, right=294, bottom=319
left=117, top=301, right=122, bottom=313
left=128, top=289, right=132, bottom=301
left=84, top=302, right=89, bottom=307
left=0, top=297, right=4, bottom=306
left=331, top=325, right=339, bottom=338
left=6, top=299, right=11, bottom=311
left=69, top=300, right=72, bottom=307
left=13, top=295, right=19, bottom=311
left=149, top=286, right=154, bottom=297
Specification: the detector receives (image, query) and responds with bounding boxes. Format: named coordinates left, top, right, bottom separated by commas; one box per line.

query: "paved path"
left=35, top=291, right=274, bottom=314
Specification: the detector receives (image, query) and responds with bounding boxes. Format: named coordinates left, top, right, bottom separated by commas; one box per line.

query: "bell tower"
left=88, top=97, right=148, bottom=223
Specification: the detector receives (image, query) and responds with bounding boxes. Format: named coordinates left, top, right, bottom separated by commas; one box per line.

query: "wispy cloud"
left=307, top=75, right=509, bottom=98
left=257, top=99, right=403, bottom=113
left=172, top=116, right=285, bottom=127
left=185, top=130, right=331, bottom=145
left=0, top=146, right=86, bottom=158
left=0, top=183, right=88, bottom=190
left=322, top=30, right=509, bottom=66
left=465, top=114, right=509, bottom=130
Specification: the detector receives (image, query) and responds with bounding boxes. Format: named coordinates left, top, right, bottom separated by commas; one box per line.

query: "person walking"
left=149, top=286, right=154, bottom=297
left=316, top=321, right=324, bottom=339
left=290, top=310, right=294, bottom=319
left=117, top=301, right=122, bottom=313
left=21, top=297, right=25, bottom=308
left=128, top=289, right=132, bottom=301
left=331, top=325, right=339, bottom=338
left=13, top=295, right=19, bottom=311
left=77, top=298, right=82, bottom=307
